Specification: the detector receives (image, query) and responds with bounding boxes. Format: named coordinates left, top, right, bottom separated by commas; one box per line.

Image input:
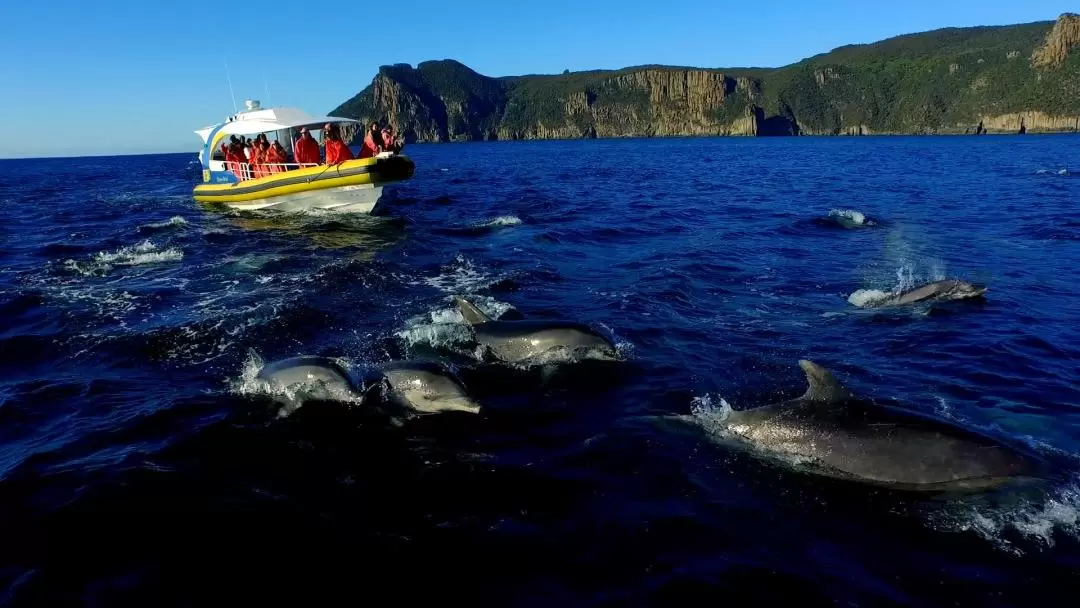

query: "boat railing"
left=225, top=162, right=321, bottom=181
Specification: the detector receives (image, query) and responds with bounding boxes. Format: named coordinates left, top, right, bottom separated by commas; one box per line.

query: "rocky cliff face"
left=1031, top=13, right=1080, bottom=69
left=979, top=111, right=1080, bottom=133
left=332, top=15, right=1080, bottom=142
left=333, top=62, right=796, bottom=142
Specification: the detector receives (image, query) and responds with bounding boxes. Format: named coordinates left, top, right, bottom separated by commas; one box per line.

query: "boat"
left=192, top=100, right=414, bottom=213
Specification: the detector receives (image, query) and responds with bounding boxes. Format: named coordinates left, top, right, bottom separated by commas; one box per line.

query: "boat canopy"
left=195, top=103, right=359, bottom=143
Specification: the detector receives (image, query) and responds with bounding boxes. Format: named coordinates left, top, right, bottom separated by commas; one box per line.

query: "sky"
left=0, top=0, right=1069, bottom=158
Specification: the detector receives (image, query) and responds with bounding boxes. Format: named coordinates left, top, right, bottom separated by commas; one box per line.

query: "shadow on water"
left=223, top=210, right=407, bottom=256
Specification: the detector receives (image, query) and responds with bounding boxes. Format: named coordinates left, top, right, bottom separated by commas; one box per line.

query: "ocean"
left=1, top=136, right=1078, bottom=606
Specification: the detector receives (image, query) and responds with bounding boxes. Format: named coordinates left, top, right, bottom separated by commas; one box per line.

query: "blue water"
left=1, top=137, right=1079, bottom=605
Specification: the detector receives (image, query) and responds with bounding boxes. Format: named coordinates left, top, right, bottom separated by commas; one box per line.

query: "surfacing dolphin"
left=851, top=279, right=987, bottom=308
left=361, top=360, right=481, bottom=417
left=256, top=355, right=480, bottom=418
left=257, top=355, right=359, bottom=412
left=650, top=360, right=1045, bottom=493
left=452, top=296, right=620, bottom=364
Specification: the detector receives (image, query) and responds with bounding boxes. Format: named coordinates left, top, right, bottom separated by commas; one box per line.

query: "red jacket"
left=360, top=132, right=380, bottom=158
left=294, top=136, right=320, bottom=165
left=325, top=139, right=354, bottom=165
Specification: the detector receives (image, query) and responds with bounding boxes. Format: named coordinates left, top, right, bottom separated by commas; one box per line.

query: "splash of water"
left=828, top=208, right=867, bottom=227
left=63, top=240, right=183, bottom=277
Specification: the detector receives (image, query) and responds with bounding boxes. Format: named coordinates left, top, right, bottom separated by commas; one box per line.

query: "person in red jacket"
left=323, top=123, right=354, bottom=165
left=265, top=140, right=286, bottom=173
left=293, top=127, right=321, bottom=166
left=359, top=122, right=383, bottom=158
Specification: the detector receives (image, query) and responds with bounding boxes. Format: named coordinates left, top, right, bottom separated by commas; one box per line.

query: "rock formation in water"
left=332, top=14, right=1080, bottom=141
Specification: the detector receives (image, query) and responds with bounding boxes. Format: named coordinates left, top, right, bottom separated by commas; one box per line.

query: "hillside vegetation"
left=332, top=14, right=1080, bottom=141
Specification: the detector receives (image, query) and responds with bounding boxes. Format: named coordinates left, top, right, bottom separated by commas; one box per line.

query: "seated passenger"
left=323, top=123, right=354, bottom=165
left=293, top=127, right=321, bottom=166
left=360, top=122, right=383, bottom=158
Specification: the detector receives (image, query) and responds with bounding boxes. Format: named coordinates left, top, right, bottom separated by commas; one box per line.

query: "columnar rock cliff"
left=332, top=14, right=1080, bottom=141
left=1031, top=12, right=1080, bottom=68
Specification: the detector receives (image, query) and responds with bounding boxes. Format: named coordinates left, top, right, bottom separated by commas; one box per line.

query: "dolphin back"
left=258, top=356, right=355, bottom=389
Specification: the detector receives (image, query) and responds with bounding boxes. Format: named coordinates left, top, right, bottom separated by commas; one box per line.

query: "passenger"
left=250, top=139, right=267, bottom=178
left=382, top=126, right=403, bottom=153
left=258, top=139, right=272, bottom=176
left=227, top=136, right=249, bottom=179
left=293, top=127, right=320, bottom=166
left=266, top=140, right=286, bottom=173
left=323, top=123, right=354, bottom=165
left=380, top=126, right=392, bottom=152
left=224, top=142, right=245, bottom=178
left=360, top=122, right=383, bottom=158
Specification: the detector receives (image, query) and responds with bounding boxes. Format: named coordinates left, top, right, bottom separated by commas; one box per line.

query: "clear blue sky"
left=0, top=0, right=1068, bottom=158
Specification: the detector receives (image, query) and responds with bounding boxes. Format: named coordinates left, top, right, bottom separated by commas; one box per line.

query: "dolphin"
left=853, top=279, right=987, bottom=308
left=363, top=360, right=482, bottom=416
left=256, top=355, right=360, bottom=407
left=452, top=296, right=619, bottom=364
left=648, top=360, right=1045, bottom=493
left=256, top=355, right=480, bottom=418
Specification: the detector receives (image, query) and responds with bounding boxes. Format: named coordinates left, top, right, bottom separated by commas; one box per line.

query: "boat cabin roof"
left=194, top=105, right=358, bottom=143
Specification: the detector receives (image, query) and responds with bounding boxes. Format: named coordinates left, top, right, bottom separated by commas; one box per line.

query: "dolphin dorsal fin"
left=453, top=296, right=492, bottom=325
left=797, top=359, right=856, bottom=404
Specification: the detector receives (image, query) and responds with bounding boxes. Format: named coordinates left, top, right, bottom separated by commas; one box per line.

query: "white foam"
left=64, top=240, right=183, bottom=277
left=847, top=288, right=892, bottom=308
left=477, top=215, right=523, bottom=228
left=138, top=216, right=188, bottom=231
left=422, top=255, right=507, bottom=294
left=927, top=476, right=1080, bottom=556
left=396, top=294, right=516, bottom=352
left=689, top=393, right=735, bottom=431
left=828, top=208, right=867, bottom=226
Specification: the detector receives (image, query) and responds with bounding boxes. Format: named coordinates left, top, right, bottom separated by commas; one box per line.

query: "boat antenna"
left=223, top=56, right=238, bottom=113
left=263, top=69, right=273, bottom=107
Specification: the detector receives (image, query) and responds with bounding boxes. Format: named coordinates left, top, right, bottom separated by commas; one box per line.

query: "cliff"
left=331, top=14, right=1080, bottom=141
left=1031, top=12, right=1080, bottom=68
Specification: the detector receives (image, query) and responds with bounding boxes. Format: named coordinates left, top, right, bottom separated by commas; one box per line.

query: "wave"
left=137, top=216, right=189, bottom=232
left=436, top=215, right=524, bottom=235
left=926, top=472, right=1080, bottom=556
left=63, top=240, right=183, bottom=277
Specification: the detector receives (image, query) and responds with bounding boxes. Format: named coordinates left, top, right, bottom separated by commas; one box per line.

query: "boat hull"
left=219, top=183, right=384, bottom=212
left=192, top=155, right=414, bottom=214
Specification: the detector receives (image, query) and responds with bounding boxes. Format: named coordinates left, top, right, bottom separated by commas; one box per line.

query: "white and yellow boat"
left=193, top=101, right=414, bottom=213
